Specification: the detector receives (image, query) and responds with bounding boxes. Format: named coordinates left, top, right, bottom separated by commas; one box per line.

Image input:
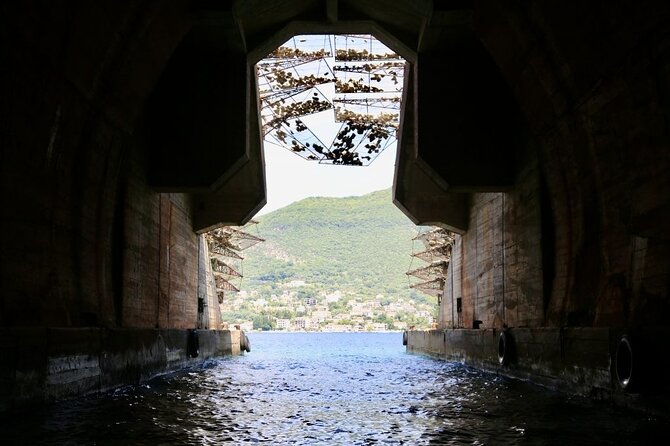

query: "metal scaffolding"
left=206, top=221, right=264, bottom=304
left=256, top=34, right=405, bottom=166
left=407, top=227, right=455, bottom=304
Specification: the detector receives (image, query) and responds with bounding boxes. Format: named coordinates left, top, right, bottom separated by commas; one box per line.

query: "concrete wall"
left=440, top=190, right=544, bottom=330
left=439, top=154, right=544, bottom=330
left=0, top=2, right=250, bottom=411
left=425, top=3, right=670, bottom=406
left=0, top=1, right=260, bottom=331
left=476, top=1, right=670, bottom=328
left=435, top=1, right=670, bottom=332
left=0, top=2, right=194, bottom=329
left=121, top=146, right=200, bottom=329
left=407, top=327, right=670, bottom=413
left=2, top=0, right=669, bottom=412
left=198, top=234, right=223, bottom=330
left=0, top=327, right=241, bottom=412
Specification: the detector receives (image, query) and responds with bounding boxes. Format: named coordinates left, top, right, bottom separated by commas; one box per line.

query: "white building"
left=311, top=310, right=332, bottom=323
left=368, top=323, right=388, bottom=332
left=286, top=280, right=306, bottom=287
left=325, top=291, right=341, bottom=303
left=276, top=318, right=291, bottom=329
left=253, top=298, right=267, bottom=308
left=239, top=321, right=254, bottom=332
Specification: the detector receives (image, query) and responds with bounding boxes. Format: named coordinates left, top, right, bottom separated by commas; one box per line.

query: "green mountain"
left=238, top=188, right=431, bottom=303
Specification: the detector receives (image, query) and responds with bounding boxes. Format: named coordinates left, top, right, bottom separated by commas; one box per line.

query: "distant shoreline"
left=246, top=329, right=406, bottom=334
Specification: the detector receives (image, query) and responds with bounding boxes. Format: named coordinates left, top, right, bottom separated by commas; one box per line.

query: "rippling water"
left=2, top=332, right=668, bottom=445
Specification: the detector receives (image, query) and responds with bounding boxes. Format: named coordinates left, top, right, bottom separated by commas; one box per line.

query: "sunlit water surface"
left=2, top=332, right=668, bottom=445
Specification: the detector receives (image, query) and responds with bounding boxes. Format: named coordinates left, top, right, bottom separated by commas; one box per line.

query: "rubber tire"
left=615, top=334, right=635, bottom=391
left=498, top=330, right=510, bottom=366
left=244, top=333, right=251, bottom=353
left=187, top=329, right=200, bottom=358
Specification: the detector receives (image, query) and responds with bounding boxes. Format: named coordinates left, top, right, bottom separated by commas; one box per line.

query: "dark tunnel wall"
left=0, top=0, right=668, bottom=330
left=0, top=1, right=198, bottom=329
left=435, top=0, right=670, bottom=329
left=144, top=24, right=249, bottom=192
left=0, top=0, right=669, bottom=407
left=483, top=0, right=670, bottom=328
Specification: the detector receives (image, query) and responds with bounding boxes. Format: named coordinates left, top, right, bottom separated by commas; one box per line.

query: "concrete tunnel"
left=1, top=0, right=669, bottom=411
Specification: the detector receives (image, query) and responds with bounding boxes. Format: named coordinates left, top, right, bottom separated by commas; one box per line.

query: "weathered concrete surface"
left=1, top=0, right=669, bottom=413
left=0, top=1, right=265, bottom=331
left=408, top=328, right=670, bottom=414
left=198, top=235, right=223, bottom=330
left=439, top=189, right=543, bottom=330
left=0, top=327, right=241, bottom=413
left=392, top=68, right=470, bottom=233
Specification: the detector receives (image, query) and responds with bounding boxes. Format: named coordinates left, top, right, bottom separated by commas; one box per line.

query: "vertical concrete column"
left=196, top=234, right=223, bottom=330
left=197, top=235, right=211, bottom=329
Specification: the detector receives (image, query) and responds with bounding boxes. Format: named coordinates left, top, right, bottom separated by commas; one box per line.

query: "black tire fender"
left=187, top=329, right=200, bottom=358
left=498, top=330, right=512, bottom=366
left=615, top=334, right=635, bottom=391
left=244, top=333, right=251, bottom=353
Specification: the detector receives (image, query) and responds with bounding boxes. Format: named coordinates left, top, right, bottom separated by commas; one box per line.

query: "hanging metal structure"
left=407, top=228, right=456, bottom=304
left=406, top=260, right=449, bottom=280
left=206, top=221, right=264, bottom=304
left=256, top=34, right=405, bottom=166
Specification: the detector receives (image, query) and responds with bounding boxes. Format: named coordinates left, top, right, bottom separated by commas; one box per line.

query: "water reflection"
left=1, top=332, right=667, bottom=445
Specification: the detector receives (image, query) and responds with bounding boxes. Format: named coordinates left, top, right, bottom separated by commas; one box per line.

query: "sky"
left=254, top=33, right=402, bottom=216
left=255, top=141, right=397, bottom=216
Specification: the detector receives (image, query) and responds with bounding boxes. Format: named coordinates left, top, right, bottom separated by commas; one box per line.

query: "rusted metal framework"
left=226, top=227, right=265, bottom=250
left=210, top=244, right=243, bottom=260
left=406, top=260, right=448, bottom=280
left=413, top=227, right=455, bottom=249
left=407, top=227, right=455, bottom=304
left=215, top=275, right=240, bottom=292
left=206, top=221, right=264, bottom=304
left=256, top=34, right=405, bottom=166
left=411, top=245, right=452, bottom=263
left=211, top=258, right=242, bottom=277
left=409, top=277, right=446, bottom=296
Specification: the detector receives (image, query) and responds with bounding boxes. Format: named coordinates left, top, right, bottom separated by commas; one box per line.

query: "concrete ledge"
left=0, top=327, right=243, bottom=413
left=407, top=327, right=670, bottom=415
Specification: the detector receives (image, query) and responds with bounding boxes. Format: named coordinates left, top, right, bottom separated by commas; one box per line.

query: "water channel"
left=2, top=332, right=668, bottom=445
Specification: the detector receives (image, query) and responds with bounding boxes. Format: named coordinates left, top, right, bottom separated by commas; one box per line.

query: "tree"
left=252, top=315, right=276, bottom=331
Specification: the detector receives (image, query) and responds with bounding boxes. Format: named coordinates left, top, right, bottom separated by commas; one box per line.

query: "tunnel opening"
left=204, top=187, right=441, bottom=333
left=255, top=33, right=406, bottom=166
left=198, top=33, right=436, bottom=333
left=2, top=0, right=669, bottom=425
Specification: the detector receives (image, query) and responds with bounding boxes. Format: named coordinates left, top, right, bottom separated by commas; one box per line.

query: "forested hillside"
left=244, top=189, right=425, bottom=295
left=223, top=189, right=438, bottom=329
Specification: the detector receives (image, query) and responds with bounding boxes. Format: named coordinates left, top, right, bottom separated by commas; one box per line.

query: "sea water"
left=1, top=332, right=668, bottom=445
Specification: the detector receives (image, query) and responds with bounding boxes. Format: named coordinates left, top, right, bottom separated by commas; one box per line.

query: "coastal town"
left=209, top=221, right=451, bottom=333
left=224, top=280, right=436, bottom=332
